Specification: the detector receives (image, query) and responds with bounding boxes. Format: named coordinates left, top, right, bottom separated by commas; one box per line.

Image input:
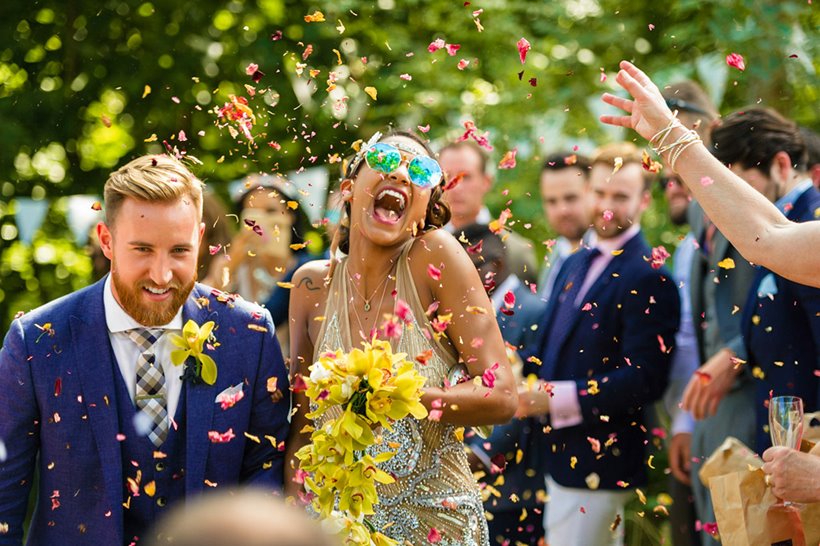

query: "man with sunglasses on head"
left=439, top=140, right=538, bottom=285
left=658, top=81, right=718, bottom=546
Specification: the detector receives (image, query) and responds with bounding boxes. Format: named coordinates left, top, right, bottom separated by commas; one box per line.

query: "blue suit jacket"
left=742, top=186, right=820, bottom=453
left=468, top=279, right=546, bottom=513
left=0, top=279, right=291, bottom=545
left=497, top=280, right=546, bottom=352
left=530, top=231, right=680, bottom=490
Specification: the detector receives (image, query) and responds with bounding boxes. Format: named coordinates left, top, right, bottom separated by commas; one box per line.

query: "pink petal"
left=726, top=52, right=746, bottom=71
left=457, top=59, right=470, bottom=70
left=498, top=148, right=517, bottom=169
left=245, top=63, right=259, bottom=76
left=446, top=43, right=461, bottom=56
left=428, top=527, right=442, bottom=543
left=427, top=263, right=442, bottom=281
left=517, top=37, right=531, bottom=64
left=700, top=176, right=714, bottom=186
left=427, top=38, right=446, bottom=53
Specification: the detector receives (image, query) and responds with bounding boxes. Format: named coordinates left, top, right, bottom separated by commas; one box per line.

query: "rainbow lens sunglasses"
left=361, top=141, right=444, bottom=190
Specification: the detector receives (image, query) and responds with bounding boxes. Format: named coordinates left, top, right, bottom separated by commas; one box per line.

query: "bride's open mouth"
left=372, top=186, right=408, bottom=225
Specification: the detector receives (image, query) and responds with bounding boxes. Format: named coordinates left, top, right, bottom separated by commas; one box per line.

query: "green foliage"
left=0, top=199, right=94, bottom=332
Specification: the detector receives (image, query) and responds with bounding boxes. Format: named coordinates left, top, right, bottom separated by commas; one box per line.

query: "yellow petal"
left=717, top=257, right=736, bottom=269
left=364, top=86, right=378, bottom=100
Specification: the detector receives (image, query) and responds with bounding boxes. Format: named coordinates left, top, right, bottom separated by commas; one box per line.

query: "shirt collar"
left=588, top=224, right=641, bottom=255
left=775, top=178, right=813, bottom=215
left=104, top=275, right=184, bottom=334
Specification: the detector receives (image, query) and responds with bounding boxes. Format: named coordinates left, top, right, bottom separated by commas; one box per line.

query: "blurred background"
left=0, top=2, right=817, bottom=541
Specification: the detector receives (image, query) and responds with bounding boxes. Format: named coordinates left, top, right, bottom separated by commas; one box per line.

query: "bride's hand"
left=600, top=60, right=677, bottom=141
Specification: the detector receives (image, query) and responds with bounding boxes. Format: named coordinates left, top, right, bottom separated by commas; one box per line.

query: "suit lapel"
left=71, top=280, right=123, bottom=539
left=542, top=234, right=645, bottom=378
left=182, top=286, right=217, bottom=494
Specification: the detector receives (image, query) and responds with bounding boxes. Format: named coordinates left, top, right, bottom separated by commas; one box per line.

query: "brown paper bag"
left=699, top=436, right=762, bottom=489
left=705, top=412, right=820, bottom=545
left=710, top=469, right=815, bottom=545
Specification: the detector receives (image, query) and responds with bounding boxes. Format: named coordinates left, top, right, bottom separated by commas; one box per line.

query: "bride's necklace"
left=348, top=268, right=395, bottom=341
left=346, top=265, right=393, bottom=312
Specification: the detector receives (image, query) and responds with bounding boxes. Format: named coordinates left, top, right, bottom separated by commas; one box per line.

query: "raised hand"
left=600, top=61, right=678, bottom=141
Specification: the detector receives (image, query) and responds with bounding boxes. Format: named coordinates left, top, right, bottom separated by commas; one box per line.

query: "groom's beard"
left=112, top=266, right=196, bottom=327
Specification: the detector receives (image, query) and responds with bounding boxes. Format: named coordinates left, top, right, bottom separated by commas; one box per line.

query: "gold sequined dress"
left=313, top=242, right=489, bottom=545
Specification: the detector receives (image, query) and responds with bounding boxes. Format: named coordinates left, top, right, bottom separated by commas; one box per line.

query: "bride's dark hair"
left=329, top=130, right=451, bottom=260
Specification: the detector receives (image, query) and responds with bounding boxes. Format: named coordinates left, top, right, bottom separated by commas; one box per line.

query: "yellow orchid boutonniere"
left=169, top=320, right=218, bottom=385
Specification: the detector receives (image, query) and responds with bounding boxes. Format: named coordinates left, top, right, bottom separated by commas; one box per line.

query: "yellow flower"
left=168, top=320, right=217, bottom=384
left=298, top=339, right=430, bottom=543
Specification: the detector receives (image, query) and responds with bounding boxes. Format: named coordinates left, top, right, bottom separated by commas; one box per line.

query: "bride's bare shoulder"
left=290, top=259, right=332, bottom=308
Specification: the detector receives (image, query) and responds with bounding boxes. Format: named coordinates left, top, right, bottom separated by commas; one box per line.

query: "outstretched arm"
left=601, top=60, right=820, bottom=288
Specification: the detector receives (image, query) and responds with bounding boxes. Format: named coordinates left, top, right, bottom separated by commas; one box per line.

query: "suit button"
left=156, top=497, right=167, bottom=507
left=155, top=462, right=166, bottom=472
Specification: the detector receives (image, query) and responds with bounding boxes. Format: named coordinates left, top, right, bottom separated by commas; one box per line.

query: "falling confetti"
left=726, top=52, right=746, bottom=71
left=517, top=38, right=531, bottom=64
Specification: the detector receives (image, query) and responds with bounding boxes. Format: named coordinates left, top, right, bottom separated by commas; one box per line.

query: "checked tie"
left=127, top=328, right=168, bottom=447
left=541, top=247, right=601, bottom=371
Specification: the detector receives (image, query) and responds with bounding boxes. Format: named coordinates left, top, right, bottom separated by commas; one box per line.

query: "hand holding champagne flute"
left=768, top=396, right=804, bottom=506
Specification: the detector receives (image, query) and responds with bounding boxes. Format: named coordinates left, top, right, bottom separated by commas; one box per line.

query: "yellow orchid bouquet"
left=295, top=339, right=428, bottom=545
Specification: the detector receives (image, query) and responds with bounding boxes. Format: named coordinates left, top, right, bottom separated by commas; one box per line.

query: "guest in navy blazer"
left=519, top=143, right=679, bottom=546
left=714, top=111, right=820, bottom=454
left=0, top=155, right=291, bottom=546
left=458, top=223, right=546, bottom=545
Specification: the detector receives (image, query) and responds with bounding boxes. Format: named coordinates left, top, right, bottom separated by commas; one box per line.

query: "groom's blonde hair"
left=103, top=154, right=204, bottom=226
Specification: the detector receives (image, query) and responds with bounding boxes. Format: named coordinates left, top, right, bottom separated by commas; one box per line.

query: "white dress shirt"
left=104, top=276, right=185, bottom=422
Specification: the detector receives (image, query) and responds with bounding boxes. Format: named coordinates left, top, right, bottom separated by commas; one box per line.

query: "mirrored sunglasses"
left=364, top=142, right=443, bottom=189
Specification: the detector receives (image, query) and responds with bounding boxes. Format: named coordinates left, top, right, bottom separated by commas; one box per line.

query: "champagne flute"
left=768, top=395, right=804, bottom=508
left=769, top=395, right=804, bottom=450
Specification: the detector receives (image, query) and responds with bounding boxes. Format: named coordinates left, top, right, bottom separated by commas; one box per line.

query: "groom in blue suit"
left=519, top=143, right=679, bottom=545
left=0, top=155, right=291, bottom=545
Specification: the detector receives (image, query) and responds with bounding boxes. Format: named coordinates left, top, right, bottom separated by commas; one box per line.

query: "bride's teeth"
left=377, top=188, right=406, bottom=210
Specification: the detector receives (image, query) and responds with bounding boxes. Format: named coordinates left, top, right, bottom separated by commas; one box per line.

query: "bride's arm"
left=283, top=261, right=325, bottom=498
left=409, top=230, right=518, bottom=426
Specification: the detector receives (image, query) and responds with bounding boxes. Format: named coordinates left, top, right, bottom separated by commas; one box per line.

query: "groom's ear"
left=97, top=221, right=114, bottom=261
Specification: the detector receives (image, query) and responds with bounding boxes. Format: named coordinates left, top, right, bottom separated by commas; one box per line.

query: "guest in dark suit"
left=0, top=155, right=291, bottom=546
left=457, top=223, right=546, bottom=545
left=518, top=142, right=679, bottom=545
left=708, top=110, right=820, bottom=454
left=680, top=108, right=815, bottom=541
